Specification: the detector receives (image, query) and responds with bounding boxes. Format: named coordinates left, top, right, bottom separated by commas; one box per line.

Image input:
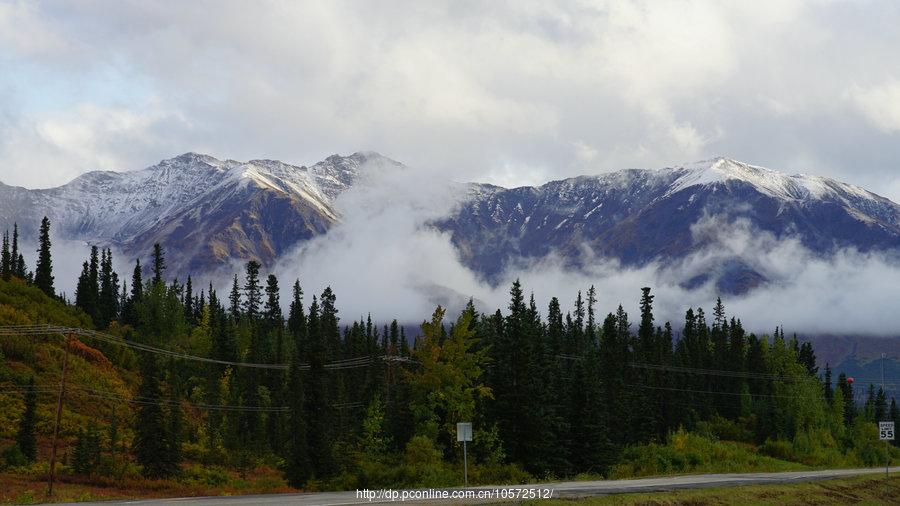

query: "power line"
left=0, top=325, right=290, bottom=370
left=554, top=352, right=899, bottom=384
left=0, top=325, right=413, bottom=371
left=627, top=383, right=829, bottom=401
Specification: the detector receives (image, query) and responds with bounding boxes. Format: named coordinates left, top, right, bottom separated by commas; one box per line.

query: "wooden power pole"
left=47, top=333, right=72, bottom=497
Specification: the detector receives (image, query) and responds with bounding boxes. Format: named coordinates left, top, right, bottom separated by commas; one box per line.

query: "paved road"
left=58, top=467, right=900, bottom=505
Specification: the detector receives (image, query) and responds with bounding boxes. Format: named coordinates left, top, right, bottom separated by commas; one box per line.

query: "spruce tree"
left=798, top=342, right=818, bottom=376
left=34, top=216, right=54, bottom=297
left=304, top=295, right=334, bottom=479
left=72, top=423, right=102, bottom=475
left=98, top=248, right=119, bottom=328
left=263, top=273, right=285, bottom=454
left=10, top=223, right=21, bottom=277
left=85, top=247, right=101, bottom=322
left=263, top=275, right=282, bottom=347
left=875, top=387, right=887, bottom=421
left=824, top=364, right=834, bottom=404
left=184, top=276, right=194, bottom=324
left=229, top=274, right=241, bottom=320
left=12, top=223, right=26, bottom=279
left=724, top=316, right=746, bottom=418
left=318, top=287, right=349, bottom=439
left=287, top=280, right=306, bottom=360
left=16, top=376, right=37, bottom=462
left=389, top=319, right=400, bottom=354
left=123, top=259, right=143, bottom=326
left=568, top=296, right=611, bottom=474
left=1, top=230, right=10, bottom=279
left=713, top=296, right=725, bottom=329
left=15, top=253, right=27, bottom=279
left=837, top=373, right=855, bottom=427
left=600, top=311, right=629, bottom=448
left=284, top=280, right=310, bottom=487
left=134, top=354, right=175, bottom=478
left=75, top=261, right=98, bottom=322
left=243, top=261, right=262, bottom=320
left=89, top=246, right=100, bottom=298
left=167, top=395, right=183, bottom=473
left=212, top=302, right=238, bottom=363
left=489, top=280, right=526, bottom=465
left=151, top=243, right=165, bottom=286
left=635, top=287, right=661, bottom=438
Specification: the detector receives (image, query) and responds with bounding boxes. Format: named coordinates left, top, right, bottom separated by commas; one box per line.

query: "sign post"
left=457, top=422, right=472, bottom=487
left=880, top=421, right=894, bottom=478
left=880, top=353, right=892, bottom=478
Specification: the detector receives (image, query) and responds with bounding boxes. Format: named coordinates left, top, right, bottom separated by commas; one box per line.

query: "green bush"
left=760, top=439, right=793, bottom=461
left=355, top=457, right=403, bottom=489
left=2, top=443, right=28, bottom=469
left=180, top=465, right=230, bottom=487
left=759, top=420, right=900, bottom=469
left=695, top=415, right=756, bottom=443
left=398, top=436, right=456, bottom=487
left=467, top=463, right=531, bottom=485
left=609, top=429, right=804, bottom=479
left=848, top=420, right=884, bottom=466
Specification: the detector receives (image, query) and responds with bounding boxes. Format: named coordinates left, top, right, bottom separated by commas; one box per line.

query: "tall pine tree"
left=34, top=216, right=54, bottom=297
left=16, top=376, right=37, bottom=462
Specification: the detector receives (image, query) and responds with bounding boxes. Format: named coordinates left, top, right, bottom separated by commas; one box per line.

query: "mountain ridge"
left=437, top=157, right=900, bottom=292
left=0, top=151, right=403, bottom=275
left=3, top=154, right=899, bottom=293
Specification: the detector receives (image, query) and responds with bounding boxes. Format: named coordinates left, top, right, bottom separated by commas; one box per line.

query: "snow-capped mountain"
left=2, top=155, right=899, bottom=294
left=435, top=158, right=900, bottom=293
left=0, top=151, right=402, bottom=276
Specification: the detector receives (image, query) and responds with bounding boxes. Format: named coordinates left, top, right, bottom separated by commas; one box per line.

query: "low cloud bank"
left=27, top=160, right=900, bottom=338
left=273, top=163, right=900, bottom=337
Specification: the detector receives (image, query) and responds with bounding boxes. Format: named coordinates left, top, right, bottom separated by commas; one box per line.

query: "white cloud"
left=1, top=1, right=899, bottom=190
left=850, top=81, right=900, bottom=134
left=265, top=159, right=900, bottom=336
left=0, top=1, right=73, bottom=60
left=4, top=1, right=900, bottom=336
left=0, top=102, right=187, bottom=188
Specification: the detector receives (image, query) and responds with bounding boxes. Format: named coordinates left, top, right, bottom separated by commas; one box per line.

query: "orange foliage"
left=67, top=338, right=113, bottom=368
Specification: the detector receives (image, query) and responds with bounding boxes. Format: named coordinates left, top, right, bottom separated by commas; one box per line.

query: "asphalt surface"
left=56, top=466, right=900, bottom=505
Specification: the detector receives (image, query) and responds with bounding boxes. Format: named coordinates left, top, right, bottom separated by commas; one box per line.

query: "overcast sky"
left=2, top=1, right=900, bottom=197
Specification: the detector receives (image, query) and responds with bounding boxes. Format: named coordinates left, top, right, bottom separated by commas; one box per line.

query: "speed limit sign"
left=879, top=421, right=895, bottom=441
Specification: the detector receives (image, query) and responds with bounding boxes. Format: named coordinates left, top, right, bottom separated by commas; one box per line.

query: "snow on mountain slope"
left=3, top=153, right=898, bottom=295
left=0, top=152, right=398, bottom=241
left=0, top=151, right=403, bottom=277
left=307, top=151, right=405, bottom=200
left=671, top=157, right=886, bottom=204
left=438, top=157, right=900, bottom=293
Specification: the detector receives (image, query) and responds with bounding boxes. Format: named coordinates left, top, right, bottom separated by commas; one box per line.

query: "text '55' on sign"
left=879, top=421, right=895, bottom=441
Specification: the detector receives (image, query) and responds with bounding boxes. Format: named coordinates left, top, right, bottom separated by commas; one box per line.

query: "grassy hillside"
left=0, top=278, right=289, bottom=502
left=0, top=277, right=131, bottom=463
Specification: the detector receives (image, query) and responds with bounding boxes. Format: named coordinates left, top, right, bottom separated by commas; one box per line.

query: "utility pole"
left=47, top=333, right=72, bottom=497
